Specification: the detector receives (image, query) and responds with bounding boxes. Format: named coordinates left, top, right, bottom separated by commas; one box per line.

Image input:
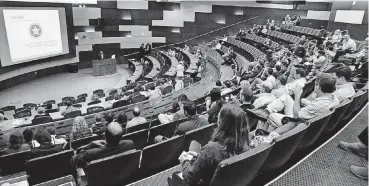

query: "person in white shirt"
left=313, top=50, right=327, bottom=71
left=126, top=107, right=147, bottom=128
left=331, top=29, right=342, bottom=43
left=46, top=126, right=67, bottom=145
left=334, top=35, right=357, bottom=62
left=175, top=78, right=184, bottom=91
left=177, top=61, right=185, bottom=77
left=285, top=68, right=307, bottom=95
left=221, top=80, right=234, bottom=96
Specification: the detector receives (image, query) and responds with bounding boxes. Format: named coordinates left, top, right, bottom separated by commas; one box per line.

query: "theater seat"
left=45, top=108, right=60, bottom=114
left=182, top=124, right=216, bottom=152
left=77, top=93, right=88, bottom=99
left=147, top=121, right=179, bottom=145
left=323, top=99, right=352, bottom=133
left=32, top=116, right=53, bottom=125
left=85, top=150, right=140, bottom=186
left=34, top=175, right=75, bottom=186
left=112, top=100, right=128, bottom=109
left=109, top=89, right=118, bottom=96
left=26, top=150, right=75, bottom=185
left=64, top=110, right=82, bottom=119
left=297, top=110, right=333, bottom=151
left=23, top=103, right=37, bottom=109
left=126, top=121, right=150, bottom=134
left=43, top=100, right=56, bottom=105
left=92, top=89, right=104, bottom=95
left=71, top=135, right=102, bottom=150
left=141, top=135, right=185, bottom=175
left=341, top=90, right=367, bottom=122
left=121, top=129, right=148, bottom=150
left=261, top=123, right=307, bottom=172
left=87, top=106, right=104, bottom=114
left=13, top=109, right=32, bottom=119
left=87, top=100, right=102, bottom=106
left=209, top=143, right=273, bottom=186
left=0, top=150, right=31, bottom=176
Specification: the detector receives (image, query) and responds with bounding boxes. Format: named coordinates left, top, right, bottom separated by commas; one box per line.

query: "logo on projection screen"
left=29, top=23, right=42, bottom=38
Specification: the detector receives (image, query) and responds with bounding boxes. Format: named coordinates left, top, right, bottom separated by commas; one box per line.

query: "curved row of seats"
left=129, top=86, right=368, bottom=186
left=144, top=56, right=161, bottom=79
left=159, top=51, right=179, bottom=77
left=174, top=47, right=199, bottom=74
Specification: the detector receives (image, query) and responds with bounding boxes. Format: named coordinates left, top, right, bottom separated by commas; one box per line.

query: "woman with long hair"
left=177, top=105, right=250, bottom=186
left=2, top=131, right=31, bottom=155
left=70, top=116, right=92, bottom=142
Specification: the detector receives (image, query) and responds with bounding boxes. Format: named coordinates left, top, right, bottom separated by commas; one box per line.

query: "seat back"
left=162, top=86, right=173, bottom=95
left=62, top=97, right=75, bottom=103
left=105, top=95, right=114, bottom=101
left=141, top=135, right=185, bottom=174
left=78, top=93, right=88, bottom=99
left=121, top=129, right=148, bottom=150
left=13, top=109, right=32, bottom=119
left=45, top=108, right=60, bottom=114
left=131, top=95, right=146, bottom=104
left=43, top=100, right=56, bottom=105
left=97, top=93, right=106, bottom=98
left=23, top=103, right=37, bottom=109
left=33, top=175, right=75, bottom=186
left=147, top=121, right=178, bottom=145
left=64, top=110, right=82, bottom=119
left=32, top=116, right=53, bottom=125
left=324, top=99, right=352, bottom=133
left=76, top=97, right=86, bottom=103
left=183, top=124, right=216, bottom=152
left=86, top=150, right=140, bottom=186
left=109, top=89, right=118, bottom=96
left=71, top=135, right=102, bottom=149
left=209, top=143, right=273, bottom=186
left=0, top=150, right=31, bottom=176
left=341, top=90, right=366, bottom=121
left=92, top=89, right=104, bottom=95
left=26, top=150, right=74, bottom=185
left=145, top=82, right=155, bottom=90
left=261, top=123, right=307, bottom=172
left=297, top=110, right=333, bottom=150
left=87, top=100, right=102, bottom=106
left=126, top=121, right=150, bottom=134
left=112, top=100, right=128, bottom=109
left=87, top=106, right=105, bottom=114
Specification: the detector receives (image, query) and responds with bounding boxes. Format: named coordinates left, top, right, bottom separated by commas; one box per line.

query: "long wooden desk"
left=144, top=56, right=161, bottom=79
left=92, top=59, right=117, bottom=76
left=127, top=60, right=143, bottom=84
left=175, top=48, right=198, bottom=74
left=159, top=51, right=178, bottom=76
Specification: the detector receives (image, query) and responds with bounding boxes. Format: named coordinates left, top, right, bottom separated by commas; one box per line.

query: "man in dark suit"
left=71, top=122, right=135, bottom=168
left=98, top=51, right=105, bottom=60
left=31, top=130, right=65, bottom=158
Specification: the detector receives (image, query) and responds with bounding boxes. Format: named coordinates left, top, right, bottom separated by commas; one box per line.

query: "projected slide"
left=3, top=9, right=63, bottom=63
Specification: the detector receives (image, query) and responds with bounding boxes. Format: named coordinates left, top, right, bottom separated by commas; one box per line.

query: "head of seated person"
left=46, top=103, right=53, bottom=110
left=3, top=131, right=30, bottom=154
left=113, top=93, right=121, bottom=101
left=115, top=112, right=127, bottom=128
left=105, top=113, right=115, bottom=125
left=177, top=94, right=188, bottom=104
left=240, top=87, right=254, bottom=105
left=104, top=122, right=124, bottom=146
left=91, top=94, right=99, bottom=102
left=210, top=88, right=222, bottom=103
left=23, top=128, right=35, bottom=147
left=34, top=130, right=52, bottom=146
left=182, top=100, right=197, bottom=117
left=215, top=80, right=222, bottom=88
left=294, top=68, right=307, bottom=80
left=334, top=66, right=352, bottom=85
left=315, top=73, right=336, bottom=97
left=260, top=81, right=273, bottom=93
left=224, top=80, right=232, bottom=89
left=171, top=101, right=181, bottom=114
left=277, top=75, right=288, bottom=87
left=65, top=101, right=73, bottom=108
left=36, top=107, right=48, bottom=117
left=214, top=105, right=250, bottom=153
left=133, top=86, right=141, bottom=94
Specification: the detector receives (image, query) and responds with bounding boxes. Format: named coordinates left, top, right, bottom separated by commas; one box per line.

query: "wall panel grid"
left=119, top=25, right=149, bottom=31
left=72, top=7, right=101, bottom=19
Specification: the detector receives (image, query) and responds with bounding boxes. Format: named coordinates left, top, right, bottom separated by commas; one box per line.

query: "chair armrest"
left=169, top=172, right=190, bottom=186
left=76, top=168, right=87, bottom=186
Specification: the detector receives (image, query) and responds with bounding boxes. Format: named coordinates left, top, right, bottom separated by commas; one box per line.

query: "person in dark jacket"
left=31, top=130, right=64, bottom=158
left=1, top=131, right=31, bottom=155
left=71, top=122, right=135, bottom=168
left=206, top=88, right=225, bottom=123
left=173, top=105, right=250, bottom=186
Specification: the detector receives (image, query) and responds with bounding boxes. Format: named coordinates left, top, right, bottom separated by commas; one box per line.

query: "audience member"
left=177, top=61, right=185, bottom=77
left=145, top=43, right=152, bottom=54
left=61, top=101, right=77, bottom=116
left=1, top=131, right=31, bottom=155
left=174, top=105, right=250, bottom=186
left=91, top=113, right=105, bottom=135
left=34, top=107, right=50, bottom=119
left=215, top=80, right=222, bottom=89
left=331, top=29, right=342, bottom=43
left=31, top=129, right=64, bottom=158
left=115, top=112, right=128, bottom=129
left=23, top=128, right=39, bottom=148
left=221, top=80, right=234, bottom=95
left=206, top=88, right=225, bottom=123
left=70, top=116, right=92, bottom=142
left=313, top=50, right=327, bottom=71
left=158, top=94, right=188, bottom=124
left=126, top=107, right=147, bottom=128
left=46, top=126, right=67, bottom=145
left=334, top=35, right=357, bottom=62
left=71, top=122, right=135, bottom=168
left=174, top=77, right=184, bottom=91
left=90, top=94, right=100, bottom=102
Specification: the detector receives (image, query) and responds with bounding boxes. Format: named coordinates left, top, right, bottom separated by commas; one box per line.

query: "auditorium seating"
left=323, top=99, right=352, bottom=133
left=71, top=135, right=102, bottom=150
left=13, top=109, right=32, bottom=119
left=126, top=121, right=150, bottom=134
left=86, top=106, right=105, bottom=114
left=31, top=116, right=53, bottom=125
left=64, top=110, right=82, bottom=119
left=34, top=175, right=75, bottom=186
left=147, top=120, right=179, bottom=145
left=121, top=129, right=148, bottom=150
left=26, top=150, right=75, bottom=185
left=0, top=150, right=30, bottom=176
left=82, top=149, right=141, bottom=186
left=340, top=90, right=367, bottom=122
left=182, top=124, right=216, bottom=152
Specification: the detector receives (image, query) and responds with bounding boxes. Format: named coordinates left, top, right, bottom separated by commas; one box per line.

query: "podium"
left=92, top=59, right=117, bottom=76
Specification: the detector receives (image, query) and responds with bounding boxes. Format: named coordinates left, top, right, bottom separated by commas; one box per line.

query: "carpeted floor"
left=269, top=106, right=368, bottom=186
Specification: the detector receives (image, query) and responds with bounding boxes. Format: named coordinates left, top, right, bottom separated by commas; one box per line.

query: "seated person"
left=221, top=80, right=234, bottom=96
left=141, top=85, right=162, bottom=100
left=70, top=116, right=93, bottom=142
left=334, top=35, right=357, bottom=62
left=158, top=94, right=188, bottom=124
left=302, top=66, right=355, bottom=104
left=1, top=131, right=31, bottom=155
left=23, top=128, right=40, bottom=148
left=313, top=50, right=327, bottom=72
left=171, top=105, right=250, bottom=186
left=215, top=80, right=222, bottom=89
left=45, top=126, right=67, bottom=145
left=155, top=100, right=209, bottom=142
left=126, top=107, right=147, bottom=128
left=251, top=67, right=276, bottom=90
left=115, top=112, right=127, bottom=129
left=340, top=44, right=368, bottom=65
left=34, top=107, right=50, bottom=119
left=271, top=75, right=289, bottom=98
left=31, top=129, right=64, bottom=158
left=285, top=68, right=307, bottom=94
left=236, top=87, right=254, bottom=111
left=128, top=86, right=144, bottom=104
left=90, top=94, right=100, bottom=102
left=206, top=88, right=225, bottom=123
left=91, top=113, right=105, bottom=135
left=61, top=101, right=78, bottom=116
left=250, top=73, right=339, bottom=133
left=71, top=122, right=135, bottom=168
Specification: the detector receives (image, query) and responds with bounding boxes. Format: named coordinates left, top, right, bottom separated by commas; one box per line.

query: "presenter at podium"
left=98, top=51, right=105, bottom=60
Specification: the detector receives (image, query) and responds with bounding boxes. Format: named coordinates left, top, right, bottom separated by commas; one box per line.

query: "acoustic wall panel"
left=152, top=20, right=184, bottom=27
left=76, top=31, right=102, bottom=40
left=78, top=37, right=103, bottom=45
left=117, top=0, right=148, bottom=10
left=73, top=18, right=90, bottom=26
left=131, top=31, right=152, bottom=37
left=163, top=11, right=195, bottom=22
left=180, top=2, right=212, bottom=13
left=306, top=10, right=331, bottom=20
left=76, top=44, right=93, bottom=52
left=120, top=42, right=152, bottom=49
left=131, top=10, right=163, bottom=20
left=119, top=25, right=149, bottom=31
left=72, top=7, right=101, bottom=19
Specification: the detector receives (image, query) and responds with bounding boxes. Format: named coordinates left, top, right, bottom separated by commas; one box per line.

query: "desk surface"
left=159, top=51, right=178, bottom=76
left=175, top=48, right=198, bottom=74
left=127, top=60, right=143, bottom=82
left=145, top=56, right=161, bottom=79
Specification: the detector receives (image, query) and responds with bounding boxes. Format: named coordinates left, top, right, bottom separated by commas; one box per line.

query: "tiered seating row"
left=159, top=51, right=179, bottom=77
left=144, top=56, right=161, bottom=79
left=174, top=48, right=199, bottom=74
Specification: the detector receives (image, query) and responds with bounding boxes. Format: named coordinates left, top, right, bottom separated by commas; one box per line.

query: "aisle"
left=0, top=64, right=131, bottom=107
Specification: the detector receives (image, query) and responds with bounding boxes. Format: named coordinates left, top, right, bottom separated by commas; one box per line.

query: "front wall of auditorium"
left=0, top=0, right=367, bottom=91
